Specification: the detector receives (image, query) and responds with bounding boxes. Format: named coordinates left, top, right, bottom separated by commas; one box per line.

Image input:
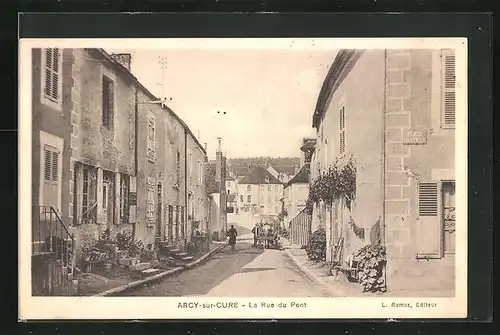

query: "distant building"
left=236, top=166, right=284, bottom=217
left=283, top=163, right=311, bottom=222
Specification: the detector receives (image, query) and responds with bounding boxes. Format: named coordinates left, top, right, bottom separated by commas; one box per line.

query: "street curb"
left=93, top=242, right=228, bottom=297
left=284, top=248, right=342, bottom=298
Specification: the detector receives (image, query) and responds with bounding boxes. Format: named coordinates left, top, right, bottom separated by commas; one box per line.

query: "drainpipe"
left=380, top=50, right=387, bottom=246
left=133, top=86, right=139, bottom=240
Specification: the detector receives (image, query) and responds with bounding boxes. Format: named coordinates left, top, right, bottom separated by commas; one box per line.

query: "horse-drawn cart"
left=257, top=221, right=282, bottom=249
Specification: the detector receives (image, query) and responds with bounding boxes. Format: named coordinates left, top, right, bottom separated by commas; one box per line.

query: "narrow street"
left=118, top=235, right=330, bottom=297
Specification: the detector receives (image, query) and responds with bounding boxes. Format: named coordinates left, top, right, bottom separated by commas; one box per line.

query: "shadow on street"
left=116, top=241, right=264, bottom=296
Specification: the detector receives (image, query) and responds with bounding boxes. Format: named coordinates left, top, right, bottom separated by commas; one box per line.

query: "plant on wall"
left=306, top=156, right=357, bottom=210
left=354, top=244, right=387, bottom=293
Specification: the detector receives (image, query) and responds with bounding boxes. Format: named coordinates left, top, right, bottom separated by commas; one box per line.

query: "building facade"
left=283, top=163, right=311, bottom=222
left=32, top=48, right=208, bottom=270
left=236, top=166, right=284, bottom=217
left=310, top=49, right=456, bottom=293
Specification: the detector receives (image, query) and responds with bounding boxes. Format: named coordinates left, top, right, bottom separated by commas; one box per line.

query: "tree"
left=205, top=162, right=218, bottom=194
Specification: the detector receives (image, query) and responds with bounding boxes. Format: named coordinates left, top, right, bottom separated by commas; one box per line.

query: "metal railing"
left=32, top=206, right=75, bottom=295
left=289, top=207, right=312, bottom=247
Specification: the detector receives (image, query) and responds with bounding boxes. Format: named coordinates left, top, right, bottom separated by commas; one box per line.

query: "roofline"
left=284, top=163, right=311, bottom=189
left=312, top=49, right=364, bottom=129
left=88, top=48, right=206, bottom=155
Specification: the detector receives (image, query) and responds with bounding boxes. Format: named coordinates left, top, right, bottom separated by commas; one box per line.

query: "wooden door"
left=442, top=181, right=456, bottom=254
left=416, top=181, right=443, bottom=259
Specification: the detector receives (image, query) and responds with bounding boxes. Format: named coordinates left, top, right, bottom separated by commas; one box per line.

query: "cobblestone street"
left=119, top=236, right=329, bottom=297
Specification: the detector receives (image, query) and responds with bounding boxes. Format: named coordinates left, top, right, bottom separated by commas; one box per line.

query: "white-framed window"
left=147, top=112, right=156, bottom=162
left=247, top=185, right=251, bottom=192
left=240, top=195, right=244, bottom=202
left=339, top=106, right=346, bottom=155
left=268, top=185, right=272, bottom=191
left=39, top=131, right=63, bottom=213
left=147, top=177, right=155, bottom=223
left=247, top=195, right=251, bottom=203
left=41, top=48, right=63, bottom=110
left=441, top=49, right=456, bottom=128
left=102, top=75, right=115, bottom=130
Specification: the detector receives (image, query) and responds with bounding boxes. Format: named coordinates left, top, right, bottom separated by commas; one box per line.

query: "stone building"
left=236, top=166, right=284, bottom=217
left=33, top=47, right=207, bottom=268
left=310, top=49, right=456, bottom=294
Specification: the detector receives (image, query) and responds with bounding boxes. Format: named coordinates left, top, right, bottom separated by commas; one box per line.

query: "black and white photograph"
left=19, top=38, right=467, bottom=319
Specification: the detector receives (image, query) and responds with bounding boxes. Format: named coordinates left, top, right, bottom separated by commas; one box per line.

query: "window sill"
left=41, top=95, right=63, bottom=112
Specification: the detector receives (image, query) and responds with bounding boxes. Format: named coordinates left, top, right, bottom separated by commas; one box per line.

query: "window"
left=41, top=48, right=62, bottom=107
left=339, top=106, right=346, bottom=155
left=268, top=185, right=272, bottom=191
left=176, top=151, right=181, bottom=181
left=120, top=174, right=130, bottom=223
left=80, top=164, right=97, bottom=224
left=147, top=114, right=156, bottom=162
left=147, top=177, right=155, bottom=223
left=247, top=185, right=251, bottom=192
left=240, top=195, right=244, bottom=202
left=227, top=190, right=230, bottom=195
left=167, top=205, right=173, bottom=241
left=42, top=145, right=60, bottom=210
left=247, top=195, right=251, bottom=203
left=180, top=207, right=185, bottom=238
left=441, top=49, right=456, bottom=128
left=102, top=76, right=114, bottom=130
left=275, top=185, right=279, bottom=192
left=44, top=147, right=59, bottom=183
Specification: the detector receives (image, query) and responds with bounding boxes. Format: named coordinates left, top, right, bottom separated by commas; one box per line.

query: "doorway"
left=102, top=171, right=115, bottom=225
left=442, top=181, right=456, bottom=255
left=156, top=183, right=162, bottom=239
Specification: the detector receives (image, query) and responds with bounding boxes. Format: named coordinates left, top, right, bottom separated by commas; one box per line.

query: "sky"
left=106, top=43, right=336, bottom=160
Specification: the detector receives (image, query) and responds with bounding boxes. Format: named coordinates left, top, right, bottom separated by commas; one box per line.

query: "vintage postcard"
left=19, top=37, right=467, bottom=320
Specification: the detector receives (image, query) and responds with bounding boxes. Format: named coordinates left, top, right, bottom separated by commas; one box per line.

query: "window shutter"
left=418, top=182, right=438, bottom=216
left=42, top=48, right=61, bottom=103
left=51, top=48, right=60, bottom=101
left=44, top=149, right=52, bottom=181
left=52, top=151, right=59, bottom=181
left=108, top=80, right=114, bottom=130
left=442, top=50, right=456, bottom=127
left=416, top=181, right=443, bottom=259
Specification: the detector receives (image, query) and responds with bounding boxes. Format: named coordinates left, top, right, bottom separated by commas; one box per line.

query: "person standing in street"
left=251, top=222, right=260, bottom=247
left=227, top=225, right=238, bottom=250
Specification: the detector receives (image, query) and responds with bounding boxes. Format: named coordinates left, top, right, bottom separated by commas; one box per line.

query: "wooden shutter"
left=43, top=48, right=62, bottom=103
left=442, top=50, right=456, bottom=127
left=129, top=176, right=137, bottom=223
left=416, top=181, right=443, bottom=259
left=44, top=149, right=52, bottom=181
left=107, top=79, right=114, bottom=130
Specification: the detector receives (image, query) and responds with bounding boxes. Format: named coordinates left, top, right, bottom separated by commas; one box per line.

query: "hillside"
left=226, top=157, right=300, bottom=177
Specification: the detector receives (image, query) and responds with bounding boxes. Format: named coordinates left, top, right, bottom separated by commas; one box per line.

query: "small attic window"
left=265, top=176, right=270, bottom=183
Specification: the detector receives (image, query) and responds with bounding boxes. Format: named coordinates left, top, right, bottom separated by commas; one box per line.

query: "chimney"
left=217, top=137, right=222, bottom=152
left=110, top=53, right=131, bottom=71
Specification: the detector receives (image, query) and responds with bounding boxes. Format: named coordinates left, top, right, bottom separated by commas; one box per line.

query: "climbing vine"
left=307, top=156, right=357, bottom=210
left=354, top=244, right=387, bottom=293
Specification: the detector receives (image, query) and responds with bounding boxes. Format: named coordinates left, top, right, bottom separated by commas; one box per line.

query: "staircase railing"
left=32, top=206, right=75, bottom=295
